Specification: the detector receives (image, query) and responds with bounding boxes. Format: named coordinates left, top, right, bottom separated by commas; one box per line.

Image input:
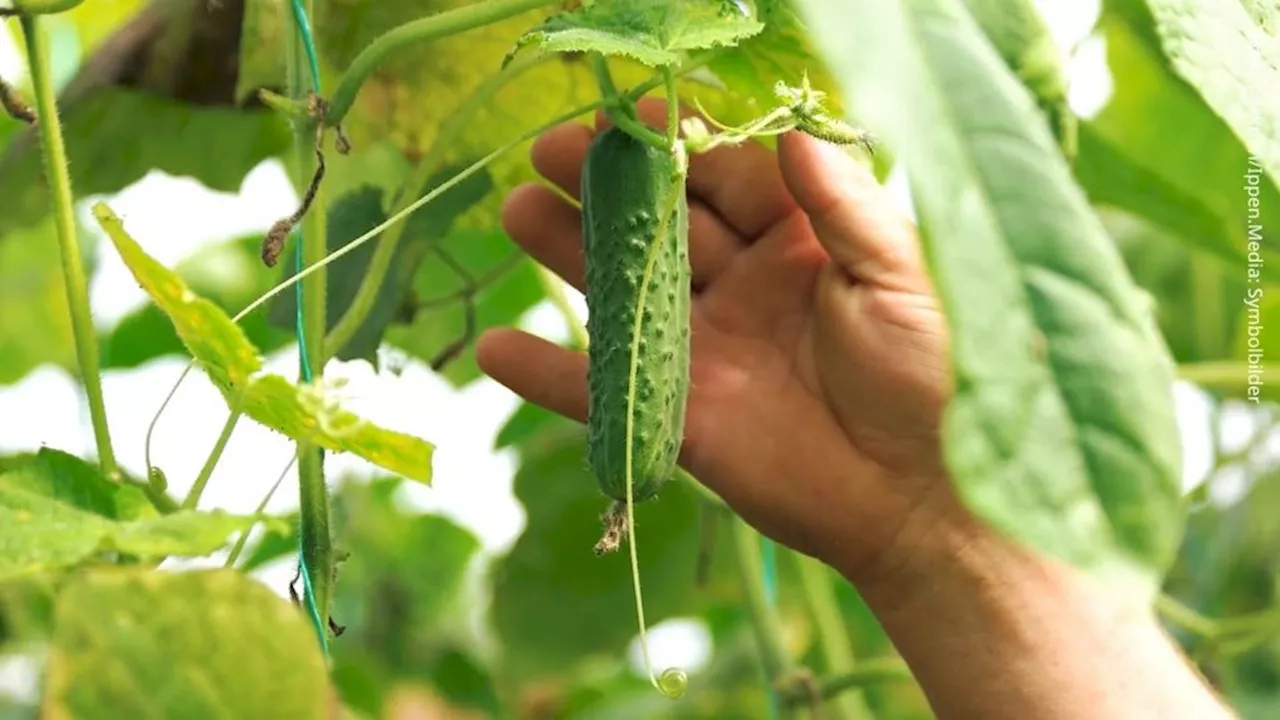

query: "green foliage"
left=795, top=0, right=1183, bottom=598
left=266, top=168, right=493, bottom=366
left=506, top=0, right=765, bottom=67
left=490, top=419, right=705, bottom=678
left=92, top=203, right=436, bottom=483
left=42, top=568, right=328, bottom=719
left=0, top=449, right=258, bottom=580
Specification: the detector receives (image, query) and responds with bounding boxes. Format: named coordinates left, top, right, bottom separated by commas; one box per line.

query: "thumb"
left=778, top=131, right=928, bottom=293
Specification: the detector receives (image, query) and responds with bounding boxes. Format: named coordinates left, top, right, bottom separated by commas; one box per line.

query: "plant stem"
left=288, top=0, right=335, bottom=644
left=182, top=406, right=243, bottom=510
left=731, top=517, right=797, bottom=717
left=792, top=552, right=873, bottom=720
left=779, top=659, right=914, bottom=706
left=1178, top=361, right=1265, bottom=396
left=324, top=52, right=547, bottom=358
left=20, top=14, right=119, bottom=482
left=324, top=0, right=561, bottom=127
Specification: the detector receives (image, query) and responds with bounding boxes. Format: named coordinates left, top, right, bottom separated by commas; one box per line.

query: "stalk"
left=182, top=405, right=244, bottom=510
left=324, top=52, right=548, bottom=357
left=731, top=517, right=798, bottom=718
left=20, top=14, right=119, bottom=481
left=792, top=552, right=874, bottom=720
left=324, top=0, right=561, bottom=126
left=287, top=0, right=334, bottom=649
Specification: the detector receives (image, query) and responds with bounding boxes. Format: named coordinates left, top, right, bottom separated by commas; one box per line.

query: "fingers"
left=529, top=100, right=797, bottom=238
left=476, top=328, right=588, bottom=423
left=777, top=132, right=929, bottom=293
left=502, top=182, right=744, bottom=293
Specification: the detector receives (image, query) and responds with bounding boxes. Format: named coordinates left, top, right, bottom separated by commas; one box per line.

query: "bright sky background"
left=0, top=0, right=1249, bottom=700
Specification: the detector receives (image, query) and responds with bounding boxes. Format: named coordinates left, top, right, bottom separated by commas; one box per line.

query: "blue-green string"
left=287, top=0, right=329, bottom=656
left=761, top=537, right=780, bottom=720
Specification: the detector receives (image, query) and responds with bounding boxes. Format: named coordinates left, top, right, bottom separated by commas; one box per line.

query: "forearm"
left=845, top=511, right=1234, bottom=720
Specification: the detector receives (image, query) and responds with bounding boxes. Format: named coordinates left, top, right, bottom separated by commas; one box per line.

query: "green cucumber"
left=581, top=125, right=691, bottom=505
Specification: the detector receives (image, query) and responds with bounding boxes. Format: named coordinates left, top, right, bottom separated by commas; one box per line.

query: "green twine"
left=762, top=537, right=780, bottom=720
left=287, top=0, right=329, bottom=657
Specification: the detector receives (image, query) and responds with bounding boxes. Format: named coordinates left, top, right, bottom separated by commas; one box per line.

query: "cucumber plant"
left=0, top=0, right=1275, bottom=717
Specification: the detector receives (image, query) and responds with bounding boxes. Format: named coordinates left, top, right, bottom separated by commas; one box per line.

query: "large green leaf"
left=490, top=420, right=704, bottom=678
left=795, top=0, right=1184, bottom=597
left=92, top=203, right=436, bottom=484
left=958, top=0, right=1075, bottom=158
left=0, top=456, right=257, bottom=580
left=0, top=216, right=91, bottom=385
left=0, top=89, right=290, bottom=237
left=0, top=448, right=154, bottom=522
left=1082, top=2, right=1280, bottom=270
left=42, top=568, right=329, bottom=720
left=267, top=168, right=494, bottom=366
left=1135, top=0, right=1280, bottom=188
left=507, top=0, right=765, bottom=68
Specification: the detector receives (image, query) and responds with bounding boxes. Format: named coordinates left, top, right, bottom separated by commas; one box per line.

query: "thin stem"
left=324, top=52, right=548, bottom=358
left=792, top=552, right=874, bottom=720
left=288, top=0, right=334, bottom=654
left=779, top=660, right=914, bottom=706
left=20, top=14, right=119, bottom=481
left=662, top=66, right=679, bottom=147
left=731, top=517, right=796, bottom=714
left=182, top=407, right=244, bottom=510
left=224, top=453, right=297, bottom=568
left=324, top=0, right=561, bottom=126
left=1178, top=362, right=1263, bottom=396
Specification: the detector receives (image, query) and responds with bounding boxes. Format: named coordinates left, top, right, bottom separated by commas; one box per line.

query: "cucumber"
left=581, top=126, right=691, bottom=505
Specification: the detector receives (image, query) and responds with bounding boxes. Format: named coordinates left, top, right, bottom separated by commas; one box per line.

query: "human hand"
left=477, top=99, right=961, bottom=586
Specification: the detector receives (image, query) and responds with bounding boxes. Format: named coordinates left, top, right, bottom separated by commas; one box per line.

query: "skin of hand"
left=476, top=98, right=967, bottom=589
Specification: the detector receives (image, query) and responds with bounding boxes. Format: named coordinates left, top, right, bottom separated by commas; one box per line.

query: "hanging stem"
left=324, top=0, right=561, bottom=127
left=20, top=14, right=119, bottom=481
left=731, top=517, right=798, bottom=718
left=324, top=52, right=548, bottom=358
left=792, top=551, right=874, bottom=720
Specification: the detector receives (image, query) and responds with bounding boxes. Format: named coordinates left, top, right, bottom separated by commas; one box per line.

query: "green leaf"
left=0, top=475, right=256, bottom=581
left=101, top=235, right=292, bottom=371
left=1083, top=2, right=1280, bottom=268
left=267, top=167, right=493, bottom=365
left=1136, top=0, right=1280, bottom=188
left=92, top=203, right=436, bottom=484
left=385, top=228, right=545, bottom=387
left=42, top=568, right=328, bottom=720
left=236, top=0, right=288, bottom=104
left=958, top=0, right=1076, bottom=158
left=0, top=448, right=154, bottom=522
left=795, top=0, right=1184, bottom=598
left=508, top=0, right=765, bottom=68
left=490, top=421, right=703, bottom=677
left=0, top=216, right=89, bottom=385
left=0, top=89, right=290, bottom=237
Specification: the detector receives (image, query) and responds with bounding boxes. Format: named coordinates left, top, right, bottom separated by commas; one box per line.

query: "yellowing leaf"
left=92, top=203, right=435, bottom=485
left=43, top=569, right=328, bottom=720
left=508, top=0, right=765, bottom=67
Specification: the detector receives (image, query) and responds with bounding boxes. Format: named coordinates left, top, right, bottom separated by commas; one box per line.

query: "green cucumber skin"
left=581, top=126, right=691, bottom=503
